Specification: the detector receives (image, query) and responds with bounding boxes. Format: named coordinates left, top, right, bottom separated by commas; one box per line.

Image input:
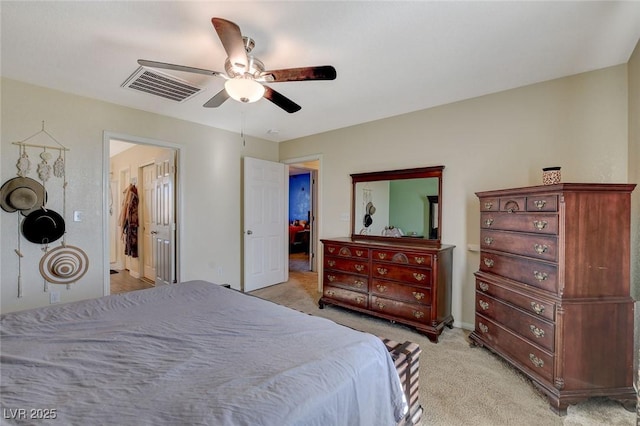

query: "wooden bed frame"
left=383, top=338, right=423, bottom=426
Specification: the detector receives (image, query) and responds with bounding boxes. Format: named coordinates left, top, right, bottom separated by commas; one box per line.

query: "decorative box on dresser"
left=319, top=237, right=454, bottom=343
left=469, top=183, right=636, bottom=415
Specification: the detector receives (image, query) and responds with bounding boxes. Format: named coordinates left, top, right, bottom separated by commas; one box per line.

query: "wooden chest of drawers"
left=469, top=183, right=636, bottom=415
left=320, top=238, right=454, bottom=343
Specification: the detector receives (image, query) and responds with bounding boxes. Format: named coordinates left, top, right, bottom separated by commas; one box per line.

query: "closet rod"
left=12, top=141, right=70, bottom=151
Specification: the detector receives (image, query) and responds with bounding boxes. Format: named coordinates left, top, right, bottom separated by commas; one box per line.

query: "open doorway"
left=106, top=135, right=179, bottom=295
left=287, top=160, right=318, bottom=273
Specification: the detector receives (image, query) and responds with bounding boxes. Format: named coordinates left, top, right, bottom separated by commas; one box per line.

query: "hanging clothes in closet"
left=119, top=183, right=139, bottom=258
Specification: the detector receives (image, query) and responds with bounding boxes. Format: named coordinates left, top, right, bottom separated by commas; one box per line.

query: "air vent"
left=122, top=66, right=202, bottom=102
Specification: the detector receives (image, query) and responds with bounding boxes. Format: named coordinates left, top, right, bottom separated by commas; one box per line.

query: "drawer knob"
left=339, top=247, right=351, bottom=256
left=504, top=200, right=519, bottom=213
left=533, top=220, right=548, bottom=230
left=533, top=244, right=549, bottom=254
left=413, top=291, right=425, bottom=301
left=414, top=256, right=425, bottom=264
left=377, top=267, right=388, bottom=275
left=478, top=300, right=490, bottom=310
left=483, top=258, right=494, bottom=268
left=378, top=253, right=387, bottom=259
left=484, top=237, right=494, bottom=245
left=376, top=284, right=387, bottom=292
left=327, top=260, right=336, bottom=267
left=533, top=271, right=548, bottom=282
left=478, top=322, right=488, bottom=333
left=376, top=301, right=385, bottom=309
left=354, top=264, right=364, bottom=272
left=533, top=200, right=547, bottom=210
left=530, top=302, right=546, bottom=315
left=354, top=280, right=364, bottom=288
left=484, top=218, right=494, bottom=227
left=326, top=290, right=335, bottom=297
left=413, top=272, right=427, bottom=282
left=328, top=247, right=335, bottom=253
left=327, top=275, right=336, bottom=282
left=484, top=202, right=493, bottom=210
left=529, top=353, right=544, bottom=368
left=529, top=325, right=545, bottom=338
left=355, top=296, right=364, bottom=305
left=356, top=250, right=363, bottom=256
left=478, top=282, right=489, bottom=291
left=413, top=310, right=425, bottom=319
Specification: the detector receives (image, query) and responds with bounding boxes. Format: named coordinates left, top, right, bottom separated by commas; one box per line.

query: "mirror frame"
left=350, top=165, right=444, bottom=246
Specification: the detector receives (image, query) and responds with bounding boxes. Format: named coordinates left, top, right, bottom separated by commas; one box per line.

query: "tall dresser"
left=469, top=183, right=636, bottom=414
left=319, top=237, right=454, bottom=343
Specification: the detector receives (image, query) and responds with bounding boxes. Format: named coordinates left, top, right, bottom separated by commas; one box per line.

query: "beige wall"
left=280, top=64, right=633, bottom=329
left=1, top=78, right=279, bottom=313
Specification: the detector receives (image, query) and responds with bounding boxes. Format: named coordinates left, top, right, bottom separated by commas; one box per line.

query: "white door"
left=153, top=151, right=176, bottom=286
left=243, top=157, right=288, bottom=292
left=142, top=164, right=156, bottom=281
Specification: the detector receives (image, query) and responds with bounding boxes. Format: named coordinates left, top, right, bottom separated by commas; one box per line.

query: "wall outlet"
left=50, top=291, right=60, bottom=304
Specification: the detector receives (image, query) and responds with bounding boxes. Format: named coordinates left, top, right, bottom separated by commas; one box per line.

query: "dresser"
left=469, top=183, right=636, bottom=415
left=319, top=237, right=454, bottom=343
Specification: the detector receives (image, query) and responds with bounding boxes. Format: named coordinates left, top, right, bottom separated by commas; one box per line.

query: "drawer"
left=476, top=293, right=554, bottom=351
left=526, top=195, right=558, bottom=212
left=371, top=278, right=432, bottom=305
left=480, top=197, right=499, bottom=212
left=323, top=285, right=368, bottom=308
left=325, top=257, right=368, bottom=275
left=480, top=229, right=558, bottom=262
left=481, top=212, right=559, bottom=235
left=370, top=295, right=431, bottom=323
left=475, top=277, right=555, bottom=321
left=499, top=197, right=526, bottom=213
left=324, top=244, right=369, bottom=259
left=475, top=314, right=554, bottom=383
left=372, top=263, right=432, bottom=287
left=480, top=252, right=558, bottom=293
left=324, top=271, right=367, bottom=292
left=372, top=249, right=432, bottom=267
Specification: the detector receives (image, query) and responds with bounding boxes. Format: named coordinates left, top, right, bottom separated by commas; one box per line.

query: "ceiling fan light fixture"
left=224, top=77, right=265, bottom=103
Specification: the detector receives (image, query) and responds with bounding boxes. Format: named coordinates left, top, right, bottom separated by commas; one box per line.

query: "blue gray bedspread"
left=1, top=280, right=407, bottom=425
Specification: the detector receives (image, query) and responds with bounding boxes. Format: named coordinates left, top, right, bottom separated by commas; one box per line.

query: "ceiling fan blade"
left=263, top=86, right=301, bottom=113
left=211, top=17, right=248, bottom=72
left=203, top=89, right=230, bottom=108
left=262, top=65, right=337, bottom=82
left=137, top=59, right=223, bottom=77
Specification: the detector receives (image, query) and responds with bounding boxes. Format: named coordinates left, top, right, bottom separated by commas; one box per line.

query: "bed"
left=1, top=280, right=414, bottom=425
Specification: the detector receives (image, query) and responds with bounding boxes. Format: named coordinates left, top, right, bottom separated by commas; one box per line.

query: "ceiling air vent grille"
left=122, top=66, right=202, bottom=102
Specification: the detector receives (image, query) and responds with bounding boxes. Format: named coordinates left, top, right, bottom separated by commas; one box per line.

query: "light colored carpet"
left=251, top=271, right=636, bottom=426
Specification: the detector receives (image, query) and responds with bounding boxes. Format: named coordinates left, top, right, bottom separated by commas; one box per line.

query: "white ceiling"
left=2, top=1, right=639, bottom=142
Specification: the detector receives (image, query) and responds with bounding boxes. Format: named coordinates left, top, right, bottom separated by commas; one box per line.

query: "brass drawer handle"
left=413, top=310, right=424, bottom=319
left=533, top=271, right=548, bottom=282
left=328, top=247, right=335, bottom=253
left=483, top=258, right=494, bottom=268
left=478, top=300, right=490, bottom=310
left=354, top=280, right=365, bottom=288
left=413, top=291, right=425, bottom=301
left=484, top=202, right=493, bottom=210
left=478, top=282, right=489, bottom=291
left=529, top=353, right=544, bottom=368
left=378, top=253, right=387, bottom=260
left=376, top=301, right=385, bottom=309
left=327, top=260, right=336, bottom=267
left=484, top=218, right=494, bottom=227
left=478, top=322, right=488, bottom=333
left=356, top=250, right=363, bottom=256
left=484, top=237, right=494, bottom=245
left=530, top=302, right=546, bottom=315
left=533, top=200, right=547, bottom=210
left=533, top=244, right=549, bottom=254
left=354, top=264, right=364, bottom=272
left=413, top=273, right=426, bottom=282
left=414, top=256, right=425, bottom=264
left=355, top=296, right=365, bottom=305
left=533, top=220, right=548, bottom=230
left=376, top=284, right=387, bottom=292
left=326, top=290, right=335, bottom=297
left=377, top=267, right=388, bottom=275
left=529, top=325, right=545, bottom=338
left=327, top=275, right=336, bottom=282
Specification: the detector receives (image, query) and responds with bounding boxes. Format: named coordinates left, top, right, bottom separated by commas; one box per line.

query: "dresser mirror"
left=351, top=166, right=443, bottom=245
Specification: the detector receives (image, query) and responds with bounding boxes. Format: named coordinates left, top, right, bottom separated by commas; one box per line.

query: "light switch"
left=73, top=210, right=83, bottom=222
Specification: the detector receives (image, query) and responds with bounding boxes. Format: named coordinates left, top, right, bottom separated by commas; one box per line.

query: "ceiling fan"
left=138, top=17, right=337, bottom=113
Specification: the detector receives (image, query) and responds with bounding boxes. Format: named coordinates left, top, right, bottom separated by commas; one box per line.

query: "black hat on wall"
left=21, top=208, right=65, bottom=244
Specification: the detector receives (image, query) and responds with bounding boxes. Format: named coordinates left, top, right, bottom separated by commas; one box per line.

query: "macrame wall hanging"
left=3, top=121, right=89, bottom=298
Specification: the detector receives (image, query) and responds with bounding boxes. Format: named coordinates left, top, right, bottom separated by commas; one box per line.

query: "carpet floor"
left=251, top=270, right=636, bottom=426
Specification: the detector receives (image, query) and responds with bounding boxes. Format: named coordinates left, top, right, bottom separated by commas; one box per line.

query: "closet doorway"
left=106, top=135, right=179, bottom=295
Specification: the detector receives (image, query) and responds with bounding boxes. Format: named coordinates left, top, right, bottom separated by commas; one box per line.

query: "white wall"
left=280, top=64, right=633, bottom=330
left=1, top=78, right=279, bottom=313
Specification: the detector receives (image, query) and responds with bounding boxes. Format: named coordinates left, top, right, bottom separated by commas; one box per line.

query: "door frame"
left=102, top=131, right=184, bottom=296
left=282, top=154, right=323, bottom=291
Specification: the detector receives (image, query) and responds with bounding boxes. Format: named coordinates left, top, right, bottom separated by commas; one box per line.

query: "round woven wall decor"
left=39, top=245, right=89, bottom=284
